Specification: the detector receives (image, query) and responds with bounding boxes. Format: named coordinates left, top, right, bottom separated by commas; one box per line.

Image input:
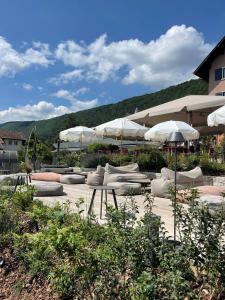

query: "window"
left=215, top=92, right=225, bottom=96
left=215, top=67, right=225, bottom=81
left=8, top=140, right=12, bottom=145
left=14, top=140, right=18, bottom=145
left=215, top=68, right=223, bottom=81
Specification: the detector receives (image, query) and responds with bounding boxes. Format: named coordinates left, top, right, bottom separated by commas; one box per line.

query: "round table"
left=88, top=185, right=119, bottom=219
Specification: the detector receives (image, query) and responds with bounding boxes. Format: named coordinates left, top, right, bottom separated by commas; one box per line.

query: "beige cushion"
left=105, top=163, right=139, bottom=174
left=161, top=167, right=204, bottom=186
left=87, top=165, right=105, bottom=186
left=107, top=182, right=142, bottom=196
left=59, top=174, right=85, bottom=184
left=103, top=172, right=148, bottom=185
left=32, top=182, right=63, bottom=196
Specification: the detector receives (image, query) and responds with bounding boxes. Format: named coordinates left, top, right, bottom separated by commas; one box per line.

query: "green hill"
left=0, top=79, right=208, bottom=141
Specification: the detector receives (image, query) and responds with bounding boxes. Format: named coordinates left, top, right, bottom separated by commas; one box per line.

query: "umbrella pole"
left=174, top=141, right=177, bottom=241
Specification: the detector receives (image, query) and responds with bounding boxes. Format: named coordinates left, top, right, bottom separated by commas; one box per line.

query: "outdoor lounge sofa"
left=151, top=166, right=204, bottom=198
left=87, top=163, right=148, bottom=195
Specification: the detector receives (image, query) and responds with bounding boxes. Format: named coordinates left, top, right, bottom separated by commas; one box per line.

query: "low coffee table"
left=128, top=179, right=151, bottom=192
left=88, top=185, right=119, bottom=219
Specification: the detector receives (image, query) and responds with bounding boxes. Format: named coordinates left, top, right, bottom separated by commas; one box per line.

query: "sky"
left=0, top=0, right=224, bottom=123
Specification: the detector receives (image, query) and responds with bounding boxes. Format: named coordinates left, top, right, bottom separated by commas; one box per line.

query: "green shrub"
left=136, top=149, right=166, bottom=171
left=200, top=154, right=225, bottom=175
left=86, top=143, right=119, bottom=154
left=57, top=150, right=82, bottom=167
left=2, top=182, right=225, bottom=298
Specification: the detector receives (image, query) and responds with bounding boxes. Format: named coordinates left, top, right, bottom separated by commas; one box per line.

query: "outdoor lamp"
left=167, top=131, right=185, bottom=242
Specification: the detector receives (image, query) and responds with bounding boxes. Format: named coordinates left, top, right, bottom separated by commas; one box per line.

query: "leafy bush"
left=166, top=153, right=200, bottom=171
left=57, top=150, right=82, bottom=167
left=135, top=148, right=166, bottom=171
left=200, top=153, right=225, bottom=175
left=2, top=183, right=225, bottom=298
left=86, top=143, right=119, bottom=154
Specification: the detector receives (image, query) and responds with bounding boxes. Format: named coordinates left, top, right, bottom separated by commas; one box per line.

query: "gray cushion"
left=0, top=174, right=25, bottom=186
left=32, top=182, right=64, bottom=196
left=198, top=195, right=225, bottom=209
left=41, top=167, right=73, bottom=174
left=103, top=172, right=148, bottom=185
left=107, top=182, right=142, bottom=196
left=59, top=174, right=85, bottom=184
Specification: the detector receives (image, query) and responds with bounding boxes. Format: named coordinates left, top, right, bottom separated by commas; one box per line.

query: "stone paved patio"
left=34, top=182, right=189, bottom=237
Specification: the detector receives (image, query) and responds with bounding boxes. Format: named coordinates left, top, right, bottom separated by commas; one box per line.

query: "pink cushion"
left=31, top=172, right=60, bottom=182
left=197, top=185, right=225, bottom=196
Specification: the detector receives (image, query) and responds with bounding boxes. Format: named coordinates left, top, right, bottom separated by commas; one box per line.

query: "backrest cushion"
left=105, top=163, right=139, bottom=174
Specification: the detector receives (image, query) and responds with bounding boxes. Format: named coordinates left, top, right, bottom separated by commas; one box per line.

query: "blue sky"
left=0, top=0, right=224, bottom=123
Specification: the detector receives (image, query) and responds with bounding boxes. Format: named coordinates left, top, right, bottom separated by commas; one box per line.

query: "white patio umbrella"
left=144, top=120, right=200, bottom=142
left=95, top=118, right=148, bottom=147
left=59, top=126, right=96, bottom=147
left=207, top=105, right=225, bottom=127
left=145, top=121, right=199, bottom=241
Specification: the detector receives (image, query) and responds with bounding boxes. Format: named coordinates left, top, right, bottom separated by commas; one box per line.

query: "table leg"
left=100, top=189, right=103, bottom=219
left=105, top=190, right=108, bottom=210
left=88, top=189, right=96, bottom=215
left=112, top=189, right=118, bottom=210
left=14, top=176, right=20, bottom=193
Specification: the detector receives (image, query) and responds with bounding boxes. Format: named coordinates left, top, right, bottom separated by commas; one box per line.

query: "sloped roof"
left=194, top=36, right=225, bottom=81
left=0, top=130, right=26, bottom=141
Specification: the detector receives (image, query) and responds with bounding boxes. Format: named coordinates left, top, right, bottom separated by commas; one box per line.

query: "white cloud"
left=0, top=37, right=52, bottom=77
left=75, top=87, right=90, bottom=96
left=53, top=89, right=75, bottom=101
left=53, top=88, right=91, bottom=100
left=0, top=98, right=98, bottom=123
left=53, top=88, right=98, bottom=111
left=49, top=69, right=83, bottom=85
left=55, top=25, right=213, bottom=88
left=22, top=83, right=33, bottom=91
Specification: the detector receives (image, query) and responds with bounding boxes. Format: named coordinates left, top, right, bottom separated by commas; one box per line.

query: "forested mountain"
left=0, top=79, right=208, bottom=141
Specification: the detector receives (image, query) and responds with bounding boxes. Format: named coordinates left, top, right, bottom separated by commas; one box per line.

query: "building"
left=0, top=130, right=26, bottom=152
left=194, top=36, right=225, bottom=95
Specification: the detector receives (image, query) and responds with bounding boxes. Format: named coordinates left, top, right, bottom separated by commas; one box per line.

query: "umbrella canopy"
left=95, top=118, right=148, bottom=140
left=144, top=120, right=199, bottom=142
left=60, top=126, right=96, bottom=142
left=207, top=105, right=225, bottom=127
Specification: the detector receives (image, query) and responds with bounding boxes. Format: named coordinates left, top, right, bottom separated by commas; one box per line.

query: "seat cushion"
left=31, top=172, right=60, bottom=182
left=197, top=185, right=225, bottom=196
left=107, top=182, right=142, bottom=196
left=103, top=172, right=148, bottom=185
left=32, top=182, right=63, bottom=196
left=59, top=174, right=85, bottom=184
left=198, top=194, right=225, bottom=209
left=0, top=174, right=25, bottom=186
left=41, top=167, right=73, bottom=174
